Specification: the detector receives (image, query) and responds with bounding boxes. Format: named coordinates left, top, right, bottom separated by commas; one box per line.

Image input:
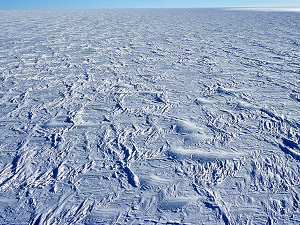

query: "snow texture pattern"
left=0, top=9, right=299, bottom=225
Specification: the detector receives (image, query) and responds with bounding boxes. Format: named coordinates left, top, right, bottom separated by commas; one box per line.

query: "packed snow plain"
left=0, top=8, right=299, bottom=224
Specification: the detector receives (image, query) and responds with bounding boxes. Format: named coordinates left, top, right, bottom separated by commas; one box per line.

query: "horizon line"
left=1, top=6, right=300, bottom=11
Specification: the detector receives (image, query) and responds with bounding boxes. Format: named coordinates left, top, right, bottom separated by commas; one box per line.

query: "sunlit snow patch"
left=167, top=147, right=244, bottom=162
left=158, top=196, right=199, bottom=212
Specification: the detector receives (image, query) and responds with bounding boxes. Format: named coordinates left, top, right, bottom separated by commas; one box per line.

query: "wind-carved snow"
left=0, top=9, right=299, bottom=225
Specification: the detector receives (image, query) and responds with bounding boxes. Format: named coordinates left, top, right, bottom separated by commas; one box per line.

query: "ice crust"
left=0, top=9, right=299, bottom=224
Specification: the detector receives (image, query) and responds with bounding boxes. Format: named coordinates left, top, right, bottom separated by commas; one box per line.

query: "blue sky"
left=0, top=0, right=299, bottom=10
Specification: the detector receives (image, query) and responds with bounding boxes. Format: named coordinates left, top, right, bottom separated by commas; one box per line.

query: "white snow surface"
left=0, top=9, right=299, bottom=224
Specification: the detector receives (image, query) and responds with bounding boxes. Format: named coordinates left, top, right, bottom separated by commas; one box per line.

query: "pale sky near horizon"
left=0, top=0, right=299, bottom=10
